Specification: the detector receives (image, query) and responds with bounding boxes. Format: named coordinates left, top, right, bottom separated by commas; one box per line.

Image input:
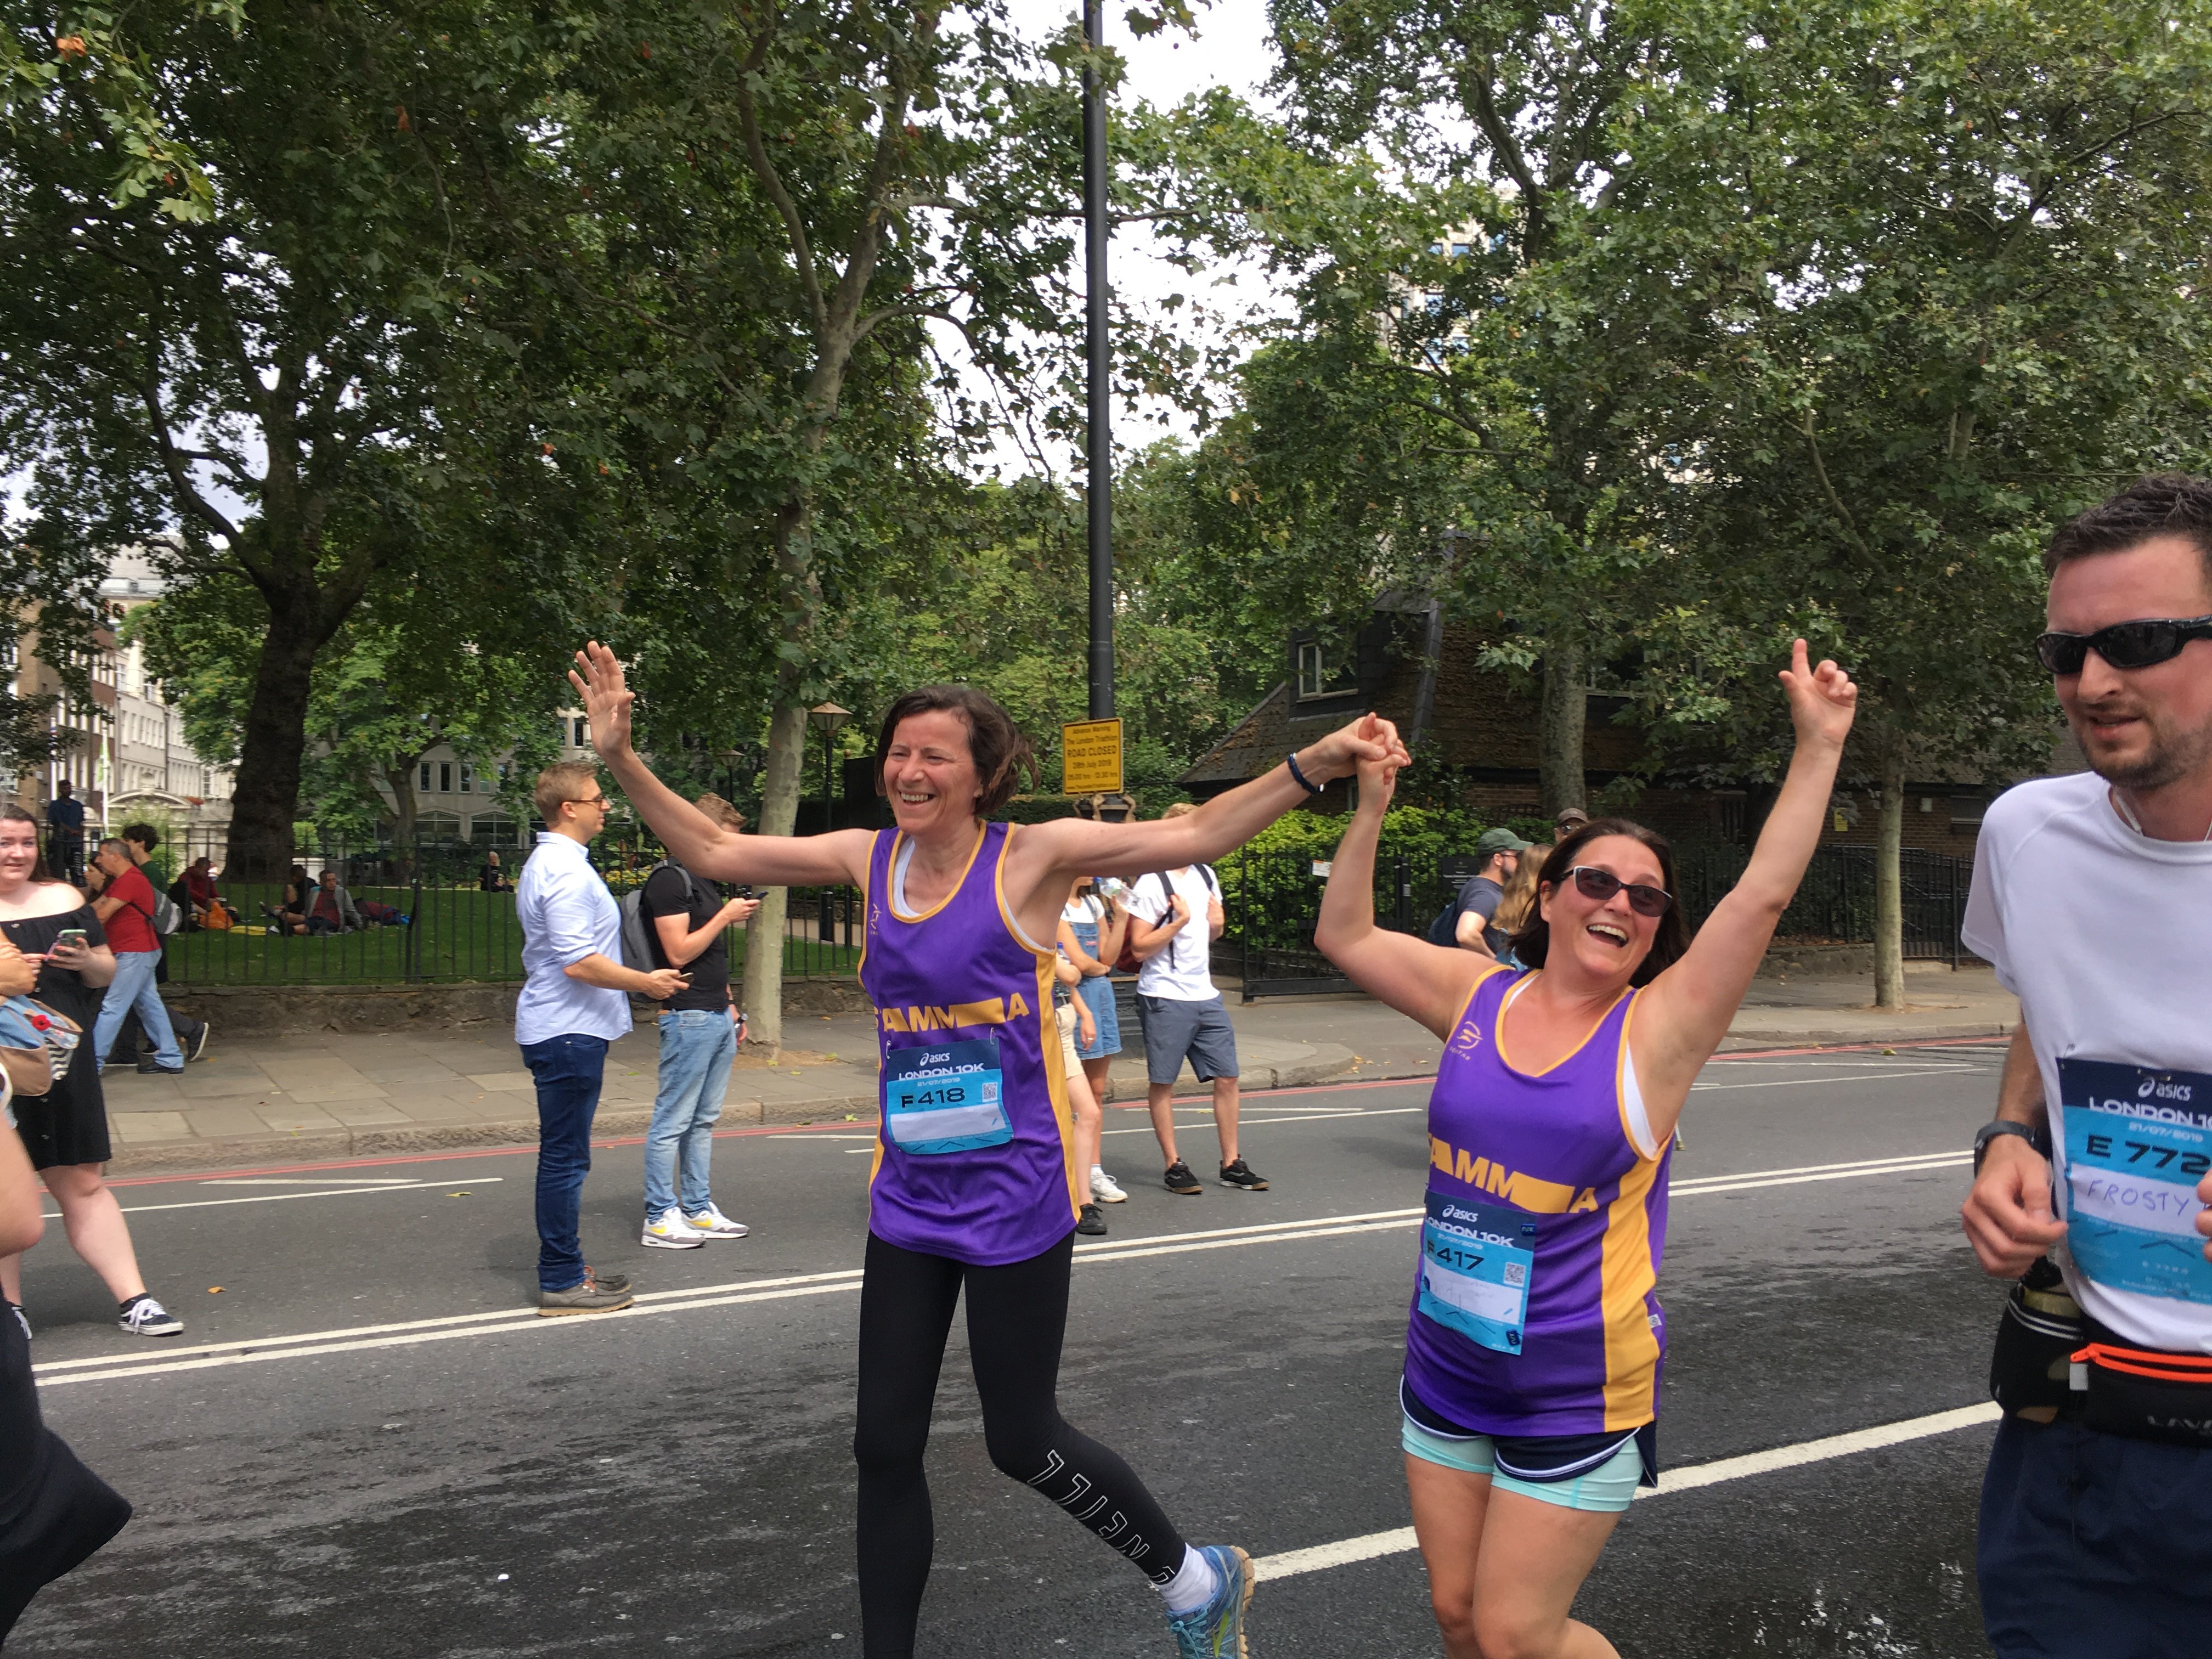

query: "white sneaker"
left=119, top=1294, right=182, bottom=1336
left=682, top=1203, right=749, bottom=1239
left=1090, top=1167, right=1127, bottom=1203
left=642, top=1207, right=705, bottom=1249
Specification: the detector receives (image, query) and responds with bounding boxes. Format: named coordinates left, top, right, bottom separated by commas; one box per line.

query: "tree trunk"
left=1874, top=741, right=1906, bottom=1011
left=1538, top=641, right=1588, bottom=818
left=228, top=622, right=322, bottom=875
left=741, top=702, right=810, bottom=1059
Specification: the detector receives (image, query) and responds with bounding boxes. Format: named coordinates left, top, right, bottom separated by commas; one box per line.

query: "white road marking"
left=200, top=1177, right=425, bottom=1187
left=1251, top=1403, right=2003, bottom=1582
left=36, top=1148, right=1972, bottom=1390
left=1690, top=1068, right=1976, bottom=1093
left=43, top=1177, right=506, bottom=1221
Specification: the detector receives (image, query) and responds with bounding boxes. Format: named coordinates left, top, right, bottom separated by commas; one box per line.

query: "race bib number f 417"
left=883, top=1037, right=1012, bottom=1155
left=1416, top=1191, right=1537, bottom=1356
left=2059, top=1058, right=2212, bottom=1306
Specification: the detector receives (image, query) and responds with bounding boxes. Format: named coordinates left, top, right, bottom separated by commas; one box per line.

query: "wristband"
left=1285, top=751, right=1324, bottom=795
left=1973, top=1119, right=2051, bottom=1173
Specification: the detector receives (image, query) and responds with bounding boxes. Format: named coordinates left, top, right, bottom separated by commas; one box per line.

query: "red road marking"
left=103, top=1036, right=2001, bottom=1187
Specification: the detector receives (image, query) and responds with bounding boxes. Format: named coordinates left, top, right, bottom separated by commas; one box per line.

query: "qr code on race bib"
left=1503, top=1263, right=1526, bottom=1285
left=981, top=1081, right=1000, bottom=1105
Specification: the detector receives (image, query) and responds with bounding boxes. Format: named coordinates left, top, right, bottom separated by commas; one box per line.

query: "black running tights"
left=854, top=1229, right=1187, bottom=1657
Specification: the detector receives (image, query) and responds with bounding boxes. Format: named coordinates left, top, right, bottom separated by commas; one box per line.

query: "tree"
left=1626, top=0, right=2212, bottom=1005
left=0, top=0, right=576, bottom=864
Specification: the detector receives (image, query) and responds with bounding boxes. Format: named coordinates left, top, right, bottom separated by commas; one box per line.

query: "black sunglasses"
left=1564, top=865, right=1673, bottom=918
left=2034, top=615, right=2212, bottom=676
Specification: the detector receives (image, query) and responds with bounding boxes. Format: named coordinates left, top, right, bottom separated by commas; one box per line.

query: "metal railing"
left=115, top=832, right=862, bottom=988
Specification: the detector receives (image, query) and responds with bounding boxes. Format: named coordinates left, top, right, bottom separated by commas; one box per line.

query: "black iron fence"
left=115, top=831, right=861, bottom=988
left=1220, top=840, right=1975, bottom=1000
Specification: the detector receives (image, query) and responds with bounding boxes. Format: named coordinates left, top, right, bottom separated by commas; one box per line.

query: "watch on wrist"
left=1973, top=1119, right=2052, bottom=1173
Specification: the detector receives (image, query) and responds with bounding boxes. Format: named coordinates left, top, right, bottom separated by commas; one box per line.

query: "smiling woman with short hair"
left=1314, top=640, right=1858, bottom=1659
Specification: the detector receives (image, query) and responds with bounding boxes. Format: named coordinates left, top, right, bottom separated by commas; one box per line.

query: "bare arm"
left=0, top=1113, right=43, bottom=1257
left=653, top=895, right=757, bottom=968
left=1453, top=907, right=1497, bottom=956
left=0, top=940, right=32, bottom=997
left=1962, top=1021, right=2066, bottom=1275
left=1094, top=897, right=1127, bottom=968
left=1313, top=754, right=1491, bottom=1040
left=37, top=936, right=116, bottom=990
left=1126, top=889, right=1191, bottom=962
left=1057, top=918, right=1108, bottom=977
left=565, top=952, right=687, bottom=1000
left=91, top=893, right=125, bottom=922
left=1632, top=642, right=1857, bottom=1121
left=572, top=642, right=872, bottom=888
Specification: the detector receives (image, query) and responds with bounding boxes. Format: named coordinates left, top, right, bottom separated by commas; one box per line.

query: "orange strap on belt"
left=2072, top=1342, right=2212, bottom=1385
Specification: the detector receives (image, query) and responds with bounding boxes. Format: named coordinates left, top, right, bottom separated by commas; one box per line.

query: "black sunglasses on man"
left=2034, top=614, right=2212, bottom=676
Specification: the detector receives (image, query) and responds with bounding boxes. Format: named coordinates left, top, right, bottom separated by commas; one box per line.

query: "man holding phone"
left=86, top=839, right=182, bottom=1075
left=516, top=762, right=687, bottom=1315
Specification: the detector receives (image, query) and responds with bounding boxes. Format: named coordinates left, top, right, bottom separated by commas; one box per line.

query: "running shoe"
left=1076, top=1201, right=1108, bottom=1237
left=1218, top=1159, right=1269, bottom=1192
left=642, top=1207, right=705, bottom=1249
left=1165, top=1543, right=1254, bottom=1658
left=183, top=1020, right=212, bottom=1063
left=1091, top=1166, right=1127, bottom=1203
left=8, top=1301, right=29, bottom=1341
left=682, top=1203, right=750, bottom=1239
left=1163, top=1160, right=1203, bottom=1196
left=119, top=1294, right=183, bottom=1337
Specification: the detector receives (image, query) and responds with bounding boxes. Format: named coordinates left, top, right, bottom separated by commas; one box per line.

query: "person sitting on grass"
left=303, top=871, right=362, bottom=936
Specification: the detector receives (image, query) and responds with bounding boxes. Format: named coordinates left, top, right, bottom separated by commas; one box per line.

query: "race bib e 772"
left=1416, top=1190, right=1537, bottom=1356
left=2059, top=1058, right=2212, bottom=1307
left=882, top=1037, right=1012, bottom=1155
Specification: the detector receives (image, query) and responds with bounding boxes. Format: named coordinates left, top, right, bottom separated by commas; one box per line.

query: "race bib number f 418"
left=883, top=1037, right=1012, bottom=1155
left=2059, top=1058, right=2212, bottom=1306
left=1416, top=1191, right=1537, bottom=1356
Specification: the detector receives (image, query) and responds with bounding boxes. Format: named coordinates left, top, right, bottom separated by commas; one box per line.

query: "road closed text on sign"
left=1062, top=718, right=1124, bottom=795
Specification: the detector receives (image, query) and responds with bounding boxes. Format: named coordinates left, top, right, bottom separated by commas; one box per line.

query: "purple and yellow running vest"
left=1404, top=967, right=1672, bottom=1436
left=857, top=822, right=1082, bottom=1266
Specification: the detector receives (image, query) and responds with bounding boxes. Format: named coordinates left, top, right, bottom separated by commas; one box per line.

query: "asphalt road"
left=11, top=1040, right=2012, bottom=1657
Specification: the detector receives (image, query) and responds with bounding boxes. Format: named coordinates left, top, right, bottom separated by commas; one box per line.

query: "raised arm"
left=1312, top=751, right=1491, bottom=1040
left=1634, top=640, right=1857, bottom=1108
left=572, top=642, right=871, bottom=888
left=1006, top=713, right=1410, bottom=917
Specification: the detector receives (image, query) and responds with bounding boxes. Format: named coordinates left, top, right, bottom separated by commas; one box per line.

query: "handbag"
left=0, top=997, right=83, bottom=1098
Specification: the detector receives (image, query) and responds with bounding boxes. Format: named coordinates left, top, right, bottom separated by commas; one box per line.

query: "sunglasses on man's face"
left=2034, top=615, right=2212, bottom=676
left=1562, top=865, right=1673, bottom=918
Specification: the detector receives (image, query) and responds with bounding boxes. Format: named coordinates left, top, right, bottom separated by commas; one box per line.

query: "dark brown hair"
left=2046, top=473, right=2212, bottom=585
left=1508, top=816, right=1690, bottom=988
left=0, top=805, right=58, bottom=884
left=873, top=686, right=1038, bottom=817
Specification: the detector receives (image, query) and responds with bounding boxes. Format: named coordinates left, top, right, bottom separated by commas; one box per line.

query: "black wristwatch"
left=1973, top=1119, right=2052, bottom=1173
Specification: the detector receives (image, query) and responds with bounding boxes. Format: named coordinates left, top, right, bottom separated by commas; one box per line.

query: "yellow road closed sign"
left=1061, top=718, right=1125, bottom=795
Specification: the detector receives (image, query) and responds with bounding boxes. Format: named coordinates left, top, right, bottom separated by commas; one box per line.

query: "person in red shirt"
left=87, top=840, right=181, bottom=1073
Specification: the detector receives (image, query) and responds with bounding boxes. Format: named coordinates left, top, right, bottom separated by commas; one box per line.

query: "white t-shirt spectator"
left=1127, top=867, right=1221, bottom=1002
left=1962, top=769, right=2212, bottom=1353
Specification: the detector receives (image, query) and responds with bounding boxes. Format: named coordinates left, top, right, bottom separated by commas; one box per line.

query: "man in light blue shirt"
left=516, top=760, right=685, bottom=1315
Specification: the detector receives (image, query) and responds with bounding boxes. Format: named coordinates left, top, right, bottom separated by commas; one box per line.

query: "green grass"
left=163, top=883, right=862, bottom=986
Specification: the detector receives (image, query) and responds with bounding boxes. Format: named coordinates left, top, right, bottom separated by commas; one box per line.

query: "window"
left=419, top=762, right=432, bottom=793
left=1451, top=242, right=1471, bottom=258
left=439, top=761, right=454, bottom=794
left=1424, top=292, right=1444, bottom=315
left=460, top=761, right=475, bottom=794
left=1427, top=241, right=1443, bottom=256
left=1298, top=641, right=1327, bottom=698
left=571, top=716, right=589, bottom=747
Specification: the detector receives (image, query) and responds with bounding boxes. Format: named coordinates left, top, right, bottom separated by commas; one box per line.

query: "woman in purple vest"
left=572, top=644, right=1408, bottom=1659
left=1316, top=640, right=1858, bottom=1659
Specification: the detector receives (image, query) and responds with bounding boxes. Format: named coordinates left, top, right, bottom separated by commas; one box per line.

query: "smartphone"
left=54, top=929, right=88, bottom=947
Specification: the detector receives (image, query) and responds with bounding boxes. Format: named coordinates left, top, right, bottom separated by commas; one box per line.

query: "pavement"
left=14, top=1046, right=2017, bottom=1656
left=93, top=961, right=2018, bottom=1173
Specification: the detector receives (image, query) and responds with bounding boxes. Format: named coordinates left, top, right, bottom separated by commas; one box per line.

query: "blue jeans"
left=92, top=950, right=178, bottom=1073
left=521, top=1033, right=608, bottom=1293
left=644, top=1009, right=737, bottom=1217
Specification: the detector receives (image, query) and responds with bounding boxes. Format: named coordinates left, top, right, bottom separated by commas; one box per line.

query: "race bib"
left=883, top=1037, right=1012, bottom=1155
left=1417, top=1191, right=1537, bottom=1356
left=2059, top=1058, right=2212, bottom=1306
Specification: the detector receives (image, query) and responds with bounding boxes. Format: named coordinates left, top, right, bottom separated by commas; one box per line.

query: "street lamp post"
left=808, top=703, right=850, bottom=837
left=1084, top=0, right=1114, bottom=725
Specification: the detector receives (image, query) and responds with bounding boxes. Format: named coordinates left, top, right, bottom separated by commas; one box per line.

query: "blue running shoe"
left=1164, top=1543, right=1254, bottom=1657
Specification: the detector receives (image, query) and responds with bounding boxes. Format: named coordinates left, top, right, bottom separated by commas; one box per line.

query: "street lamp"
left=808, top=703, right=850, bottom=836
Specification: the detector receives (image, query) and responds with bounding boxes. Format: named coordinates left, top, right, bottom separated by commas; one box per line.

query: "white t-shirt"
left=1962, top=769, right=2212, bottom=1352
left=1127, top=866, right=1221, bottom=1001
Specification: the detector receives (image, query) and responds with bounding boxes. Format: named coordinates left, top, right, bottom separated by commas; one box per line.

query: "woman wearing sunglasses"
left=1314, top=639, right=1857, bottom=1659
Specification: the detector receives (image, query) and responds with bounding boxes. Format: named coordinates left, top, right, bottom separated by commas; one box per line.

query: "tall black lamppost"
left=808, top=703, right=850, bottom=836
left=1084, top=0, right=1113, bottom=725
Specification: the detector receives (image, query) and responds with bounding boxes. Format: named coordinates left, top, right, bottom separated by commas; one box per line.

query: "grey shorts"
left=1138, top=994, right=1239, bottom=1086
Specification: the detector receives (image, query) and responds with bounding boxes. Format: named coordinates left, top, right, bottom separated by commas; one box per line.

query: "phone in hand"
left=54, top=929, right=88, bottom=947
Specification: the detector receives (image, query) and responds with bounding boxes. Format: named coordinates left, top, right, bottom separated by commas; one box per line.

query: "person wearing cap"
left=1452, top=827, right=1531, bottom=959
left=1553, top=805, right=1592, bottom=841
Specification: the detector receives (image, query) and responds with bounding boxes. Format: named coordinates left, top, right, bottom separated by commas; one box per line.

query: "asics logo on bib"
left=2136, top=1076, right=2195, bottom=1104
left=879, top=993, right=1032, bottom=1032
left=1429, top=1136, right=1600, bottom=1214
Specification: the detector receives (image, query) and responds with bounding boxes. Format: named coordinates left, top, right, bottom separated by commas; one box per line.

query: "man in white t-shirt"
left=1125, top=803, right=1267, bottom=1197
left=1960, top=473, right=2212, bottom=1656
